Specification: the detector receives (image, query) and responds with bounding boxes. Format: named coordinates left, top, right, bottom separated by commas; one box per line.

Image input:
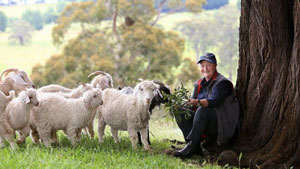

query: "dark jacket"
left=192, top=73, right=240, bottom=145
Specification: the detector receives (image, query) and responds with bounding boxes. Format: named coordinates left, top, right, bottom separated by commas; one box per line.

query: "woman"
left=174, top=53, right=240, bottom=158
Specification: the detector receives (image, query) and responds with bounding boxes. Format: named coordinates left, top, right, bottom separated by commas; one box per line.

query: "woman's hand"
left=187, top=99, right=209, bottom=107
left=187, top=99, right=199, bottom=107
left=199, top=99, right=209, bottom=107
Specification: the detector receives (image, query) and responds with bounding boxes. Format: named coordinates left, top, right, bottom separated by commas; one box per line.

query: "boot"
left=173, top=141, right=203, bottom=158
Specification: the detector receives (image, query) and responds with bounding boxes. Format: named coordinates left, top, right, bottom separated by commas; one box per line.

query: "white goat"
left=119, top=86, right=134, bottom=95
left=0, top=68, right=35, bottom=96
left=31, top=88, right=103, bottom=147
left=33, top=83, right=94, bottom=143
left=6, top=89, right=39, bottom=144
left=37, top=84, right=72, bottom=93
left=39, top=83, right=93, bottom=99
left=88, top=71, right=114, bottom=89
left=98, top=80, right=159, bottom=150
left=84, top=71, right=114, bottom=138
left=0, top=91, right=15, bottom=149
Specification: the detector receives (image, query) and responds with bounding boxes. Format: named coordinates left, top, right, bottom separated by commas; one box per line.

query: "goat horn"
left=138, top=78, right=144, bottom=82
left=152, top=80, right=165, bottom=86
left=78, top=82, right=86, bottom=86
left=0, top=68, right=19, bottom=81
left=88, top=71, right=107, bottom=78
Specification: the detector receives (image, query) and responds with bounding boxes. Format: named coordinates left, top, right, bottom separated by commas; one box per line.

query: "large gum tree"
left=225, top=0, right=300, bottom=168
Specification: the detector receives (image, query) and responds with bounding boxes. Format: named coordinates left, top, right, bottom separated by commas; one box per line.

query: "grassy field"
left=0, top=110, right=227, bottom=168
left=0, top=3, right=239, bottom=168
left=0, top=24, right=61, bottom=73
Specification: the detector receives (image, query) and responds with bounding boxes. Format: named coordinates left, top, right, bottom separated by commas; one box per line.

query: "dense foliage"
left=176, top=5, right=239, bottom=81
left=0, top=11, right=7, bottom=32
left=8, top=20, right=35, bottom=46
left=42, top=7, right=58, bottom=24
left=31, top=0, right=205, bottom=88
left=22, top=9, right=44, bottom=30
left=163, top=83, right=192, bottom=121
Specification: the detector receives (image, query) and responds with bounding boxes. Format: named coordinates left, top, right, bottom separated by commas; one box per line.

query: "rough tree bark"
left=229, top=0, right=300, bottom=168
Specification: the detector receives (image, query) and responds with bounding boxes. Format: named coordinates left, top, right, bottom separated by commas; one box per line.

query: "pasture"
left=0, top=4, right=238, bottom=168
left=0, top=111, right=226, bottom=168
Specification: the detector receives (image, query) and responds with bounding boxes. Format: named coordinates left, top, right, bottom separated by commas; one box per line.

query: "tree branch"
left=151, top=0, right=167, bottom=26
left=112, top=6, right=120, bottom=42
left=159, top=5, right=185, bottom=20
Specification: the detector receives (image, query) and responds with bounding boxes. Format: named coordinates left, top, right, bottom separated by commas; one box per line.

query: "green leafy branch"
left=163, top=83, right=192, bottom=121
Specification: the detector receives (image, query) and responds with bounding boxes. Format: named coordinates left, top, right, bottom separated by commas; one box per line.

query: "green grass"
left=0, top=110, right=228, bottom=168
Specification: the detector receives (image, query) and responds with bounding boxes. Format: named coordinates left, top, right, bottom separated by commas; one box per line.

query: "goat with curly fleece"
left=0, top=68, right=35, bottom=96
left=88, top=71, right=114, bottom=89
left=6, top=89, right=39, bottom=144
left=98, top=80, right=159, bottom=150
left=31, top=88, right=103, bottom=147
left=0, top=91, right=15, bottom=149
left=37, top=84, right=72, bottom=93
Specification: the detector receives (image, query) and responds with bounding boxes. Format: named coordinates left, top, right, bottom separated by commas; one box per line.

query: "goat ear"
left=11, top=74, right=30, bottom=86
left=9, top=91, right=15, bottom=98
left=103, top=78, right=110, bottom=88
left=96, top=84, right=101, bottom=89
left=22, top=96, right=30, bottom=104
left=156, top=89, right=163, bottom=98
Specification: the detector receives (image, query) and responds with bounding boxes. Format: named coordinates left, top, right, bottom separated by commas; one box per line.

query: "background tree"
left=56, top=1, right=67, bottom=13
left=176, top=4, right=239, bottom=81
left=8, top=20, right=35, bottom=46
left=214, top=5, right=239, bottom=81
left=222, top=0, right=300, bottom=168
left=0, top=11, right=7, bottom=32
left=22, top=9, right=44, bottom=30
left=32, top=0, right=205, bottom=87
left=43, top=7, right=58, bottom=24
left=175, top=58, right=201, bottom=90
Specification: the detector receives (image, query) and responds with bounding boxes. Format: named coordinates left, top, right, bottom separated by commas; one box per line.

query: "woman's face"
left=199, top=60, right=217, bottom=80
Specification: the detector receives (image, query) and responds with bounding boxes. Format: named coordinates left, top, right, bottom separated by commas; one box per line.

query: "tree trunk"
left=230, top=0, right=300, bottom=168
left=19, top=36, right=24, bottom=46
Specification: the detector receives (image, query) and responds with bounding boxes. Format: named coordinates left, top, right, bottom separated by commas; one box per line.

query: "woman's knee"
left=196, top=107, right=209, bottom=117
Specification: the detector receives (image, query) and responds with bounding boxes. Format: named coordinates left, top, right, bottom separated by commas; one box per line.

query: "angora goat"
left=98, top=80, right=159, bottom=150
left=119, top=80, right=171, bottom=146
left=6, top=89, right=39, bottom=144
left=31, top=88, right=103, bottom=147
left=0, top=68, right=35, bottom=96
left=88, top=71, right=113, bottom=89
left=0, top=91, right=15, bottom=149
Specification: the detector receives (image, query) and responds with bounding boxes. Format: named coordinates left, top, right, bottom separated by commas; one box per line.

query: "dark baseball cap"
left=197, top=53, right=217, bottom=64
